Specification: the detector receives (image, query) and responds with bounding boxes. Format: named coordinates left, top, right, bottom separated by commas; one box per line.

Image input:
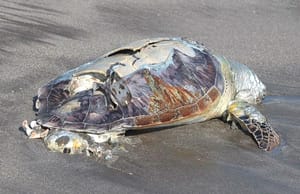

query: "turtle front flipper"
left=227, top=101, right=280, bottom=151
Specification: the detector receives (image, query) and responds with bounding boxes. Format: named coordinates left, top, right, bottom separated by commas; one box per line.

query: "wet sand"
left=0, top=0, right=299, bottom=193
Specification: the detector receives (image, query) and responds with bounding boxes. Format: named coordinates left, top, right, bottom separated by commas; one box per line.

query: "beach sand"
left=0, top=0, right=299, bottom=193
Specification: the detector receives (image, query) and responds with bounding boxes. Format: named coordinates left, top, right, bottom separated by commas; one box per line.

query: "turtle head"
left=229, top=60, right=266, bottom=104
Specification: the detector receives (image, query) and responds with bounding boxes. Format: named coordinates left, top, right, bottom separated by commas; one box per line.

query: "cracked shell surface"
left=36, top=38, right=225, bottom=134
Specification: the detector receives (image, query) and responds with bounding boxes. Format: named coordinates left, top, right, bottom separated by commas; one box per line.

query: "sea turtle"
left=22, top=37, right=280, bottom=156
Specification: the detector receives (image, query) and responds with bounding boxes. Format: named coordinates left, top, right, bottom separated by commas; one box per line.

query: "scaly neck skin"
left=228, top=60, right=266, bottom=105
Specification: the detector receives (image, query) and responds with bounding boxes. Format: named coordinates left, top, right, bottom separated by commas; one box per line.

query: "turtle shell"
left=36, top=38, right=224, bottom=134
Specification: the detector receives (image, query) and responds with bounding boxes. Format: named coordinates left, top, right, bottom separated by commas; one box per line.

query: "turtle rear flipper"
left=22, top=120, right=49, bottom=139
left=228, top=101, right=280, bottom=151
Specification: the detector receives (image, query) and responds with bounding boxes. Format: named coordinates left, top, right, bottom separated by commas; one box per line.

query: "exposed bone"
left=22, top=120, right=33, bottom=136
left=30, top=120, right=39, bottom=129
left=88, top=131, right=124, bottom=144
left=22, top=120, right=49, bottom=139
left=29, top=129, right=49, bottom=139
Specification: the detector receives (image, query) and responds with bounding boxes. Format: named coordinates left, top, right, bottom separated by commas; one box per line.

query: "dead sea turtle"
left=22, top=37, right=280, bottom=156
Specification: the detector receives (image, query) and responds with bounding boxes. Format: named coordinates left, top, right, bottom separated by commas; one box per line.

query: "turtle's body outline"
left=22, top=37, right=280, bottom=156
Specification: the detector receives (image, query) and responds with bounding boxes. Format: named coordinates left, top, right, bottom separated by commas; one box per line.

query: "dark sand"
left=0, top=0, right=299, bottom=193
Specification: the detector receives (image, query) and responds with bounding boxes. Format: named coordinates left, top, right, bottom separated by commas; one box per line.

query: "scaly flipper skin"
left=228, top=101, right=280, bottom=151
